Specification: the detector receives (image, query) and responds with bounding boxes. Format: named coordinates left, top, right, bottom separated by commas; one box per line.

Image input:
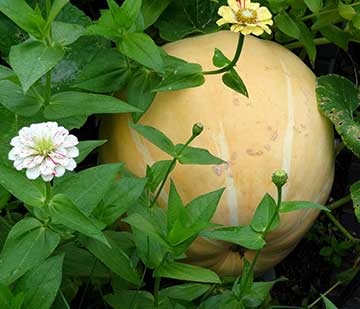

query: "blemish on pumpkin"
left=246, top=149, right=263, bottom=156
left=264, top=144, right=271, bottom=151
left=231, top=152, right=238, bottom=161
left=213, top=165, right=223, bottom=176
left=233, top=97, right=241, bottom=106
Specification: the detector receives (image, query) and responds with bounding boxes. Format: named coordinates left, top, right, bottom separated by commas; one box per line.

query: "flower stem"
left=149, top=134, right=197, bottom=208
left=299, top=2, right=360, bottom=21
left=44, top=71, right=52, bottom=105
left=240, top=184, right=283, bottom=297
left=328, top=195, right=351, bottom=211
left=307, top=281, right=341, bottom=308
left=285, top=38, right=330, bottom=49
left=325, top=211, right=359, bottom=242
left=153, top=277, right=161, bottom=307
left=203, top=33, right=245, bottom=75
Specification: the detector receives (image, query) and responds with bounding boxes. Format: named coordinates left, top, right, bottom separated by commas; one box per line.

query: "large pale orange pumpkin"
left=100, top=31, right=335, bottom=276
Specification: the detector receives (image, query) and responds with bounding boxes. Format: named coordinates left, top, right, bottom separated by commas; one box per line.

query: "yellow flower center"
left=236, top=8, right=257, bottom=24
left=34, top=138, right=54, bottom=157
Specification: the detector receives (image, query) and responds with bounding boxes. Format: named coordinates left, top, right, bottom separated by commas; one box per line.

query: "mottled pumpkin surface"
left=100, top=31, right=335, bottom=276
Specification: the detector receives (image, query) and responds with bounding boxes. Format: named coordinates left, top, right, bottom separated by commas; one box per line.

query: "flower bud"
left=192, top=123, right=204, bottom=137
left=272, top=170, right=288, bottom=187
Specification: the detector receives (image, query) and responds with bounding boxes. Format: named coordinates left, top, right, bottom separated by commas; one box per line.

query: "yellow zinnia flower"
left=216, top=0, right=273, bottom=36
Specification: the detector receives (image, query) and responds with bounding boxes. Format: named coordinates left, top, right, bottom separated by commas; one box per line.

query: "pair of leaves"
left=130, top=122, right=225, bottom=165
left=0, top=217, right=60, bottom=286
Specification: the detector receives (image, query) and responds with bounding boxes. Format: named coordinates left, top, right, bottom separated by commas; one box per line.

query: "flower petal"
left=26, top=167, right=40, bottom=180
left=41, top=173, right=54, bottom=182
left=230, top=24, right=244, bottom=32
left=218, top=6, right=238, bottom=23
left=257, top=7, right=272, bottom=21
left=65, top=159, right=77, bottom=171
left=228, top=0, right=240, bottom=11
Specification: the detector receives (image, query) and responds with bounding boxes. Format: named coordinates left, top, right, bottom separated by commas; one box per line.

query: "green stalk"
left=44, top=71, right=52, bottom=105
left=325, top=212, right=359, bottom=242
left=153, top=277, right=161, bottom=307
left=149, top=133, right=198, bottom=208
left=307, top=281, right=341, bottom=308
left=203, top=33, right=244, bottom=75
left=299, top=2, right=360, bottom=21
left=285, top=38, right=330, bottom=49
left=328, top=195, right=351, bottom=211
left=240, top=183, right=284, bottom=297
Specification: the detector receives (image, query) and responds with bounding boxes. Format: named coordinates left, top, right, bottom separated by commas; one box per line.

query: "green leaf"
left=338, top=2, right=356, bottom=20
left=160, top=283, right=211, bottom=301
left=353, top=13, right=360, bottom=29
left=304, top=0, right=322, bottom=12
left=53, top=163, right=123, bottom=214
left=155, top=261, right=221, bottom=283
left=167, top=188, right=225, bottom=245
left=0, top=65, right=15, bottom=80
left=0, top=164, right=46, bottom=207
left=251, top=193, right=279, bottom=233
left=52, top=21, right=85, bottom=46
left=201, top=225, right=265, bottom=250
left=73, top=49, right=130, bottom=93
left=0, top=219, right=60, bottom=285
left=222, top=68, right=248, bottom=96
left=127, top=69, right=161, bottom=122
left=82, top=234, right=141, bottom=286
left=0, top=0, right=45, bottom=38
left=280, top=201, right=330, bottom=212
left=175, top=144, right=225, bottom=165
left=107, top=0, right=142, bottom=30
left=47, top=0, right=70, bottom=25
left=9, top=40, right=64, bottom=92
left=212, top=48, right=230, bottom=68
left=316, top=74, right=360, bottom=157
left=298, top=22, right=316, bottom=65
left=14, top=255, right=64, bottom=309
left=0, top=80, right=42, bottom=116
left=238, top=258, right=253, bottom=297
left=147, top=160, right=174, bottom=192
left=76, top=140, right=107, bottom=164
left=45, top=91, right=140, bottom=119
left=130, top=123, right=176, bottom=156
left=122, top=213, right=170, bottom=249
left=319, top=25, right=350, bottom=50
left=350, top=180, right=360, bottom=223
left=167, top=181, right=186, bottom=234
left=118, top=32, right=163, bottom=72
left=154, top=55, right=204, bottom=92
left=155, top=0, right=226, bottom=41
left=49, top=194, right=109, bottom=246
left=141, top=0, right=172, bottom=29
left=275, top=12, right=301, bottom=39
left=94, top=176, right=147, bottom=227
left=322, top=295, right=338, bottom=309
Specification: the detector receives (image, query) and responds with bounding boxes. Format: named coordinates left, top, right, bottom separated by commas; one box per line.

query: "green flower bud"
left=272, top=170, right=288, bottom=187
left=192, top=123, right=204, bottom=137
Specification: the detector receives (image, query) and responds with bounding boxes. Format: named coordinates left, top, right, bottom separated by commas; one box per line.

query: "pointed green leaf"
left=49, top=194, right=109, bottom=246
left=0, top=164, right=47, bottom=207
left=338, top=2, right=356, bottom=20
left=130, top=123, right=176, bottom=156
left=275, top=12, right=300, bottom=39
left=175, top=144, right=225, bottom=165
left=319, top=25, right=350, bottom=50
left=53, top=163, right=123, bottom=214
left=155, top=261, right=221, bottom=283
left=107, top=0, right=142, bottom=29
left=14, top=255, right=64, bottom=309
left=251, top=193, right=279, bottom=233
left=52, top=21, right=85, bottom=46
left=9, top=41, right=64, bottom=92
left=222, top=68, right=248, bottom=97
left=322, top=295, right=338, bottom=309
left=304, top=0, right=322, bottom=12
left=147, top=160, right=174, bottom=192
left=141, top=0, right=172, bottom=29
left=82, top=234, right=141, bottom=286
left=0, top=219, right=60, bottom=285
left=118, top=32, right=163, bottom=72
left=160, top=283, right=211, bottom=301
left=45, top=91, right=140, bottom=119
left=76, top=140, right=107, bottom=164
left=201, top=225, right=265, bottom=250
left=47, top=0, right=70, bottom=24
left=280, top=201, right=330, bottom=213
left=212, top=48, right=230, bottom=68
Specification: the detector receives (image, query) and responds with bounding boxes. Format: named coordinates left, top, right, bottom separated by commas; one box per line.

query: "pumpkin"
left=100, top=31, right=335, bottom=276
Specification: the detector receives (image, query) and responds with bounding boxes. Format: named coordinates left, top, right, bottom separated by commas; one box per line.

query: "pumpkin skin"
left=100, top=31, right=335, bottom=276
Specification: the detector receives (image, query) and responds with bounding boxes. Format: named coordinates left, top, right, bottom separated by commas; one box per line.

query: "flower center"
left=236, top=8, right=257, bottom=24
left=34, top=138, right=54, bottom=157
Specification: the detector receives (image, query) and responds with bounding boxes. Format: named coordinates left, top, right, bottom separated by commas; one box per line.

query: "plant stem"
left=307, top=281, right=341, bottom=308
left=299, top=2, right=360, bottom=21
left=328, top=195, right=351, bottom=211
left=149, top=134, right=197, bottom=208
left=60, top=290, right=71, bottom=309
left=285, top=38, right=329, bottom=49
left=44, top=71, right=52, bottom=105
left=335, top=141, right=346, bottom=156
left=153, top=277, right=161, bottom=307
left=325, top=212, right=359, bottom=242
left=203, top=33, right=244, bottom=75
left=240, top=185, right=283, bottom=296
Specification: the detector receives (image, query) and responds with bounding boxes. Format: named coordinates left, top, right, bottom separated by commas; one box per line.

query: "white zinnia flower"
left=8, top=122, right=79, bottom=182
